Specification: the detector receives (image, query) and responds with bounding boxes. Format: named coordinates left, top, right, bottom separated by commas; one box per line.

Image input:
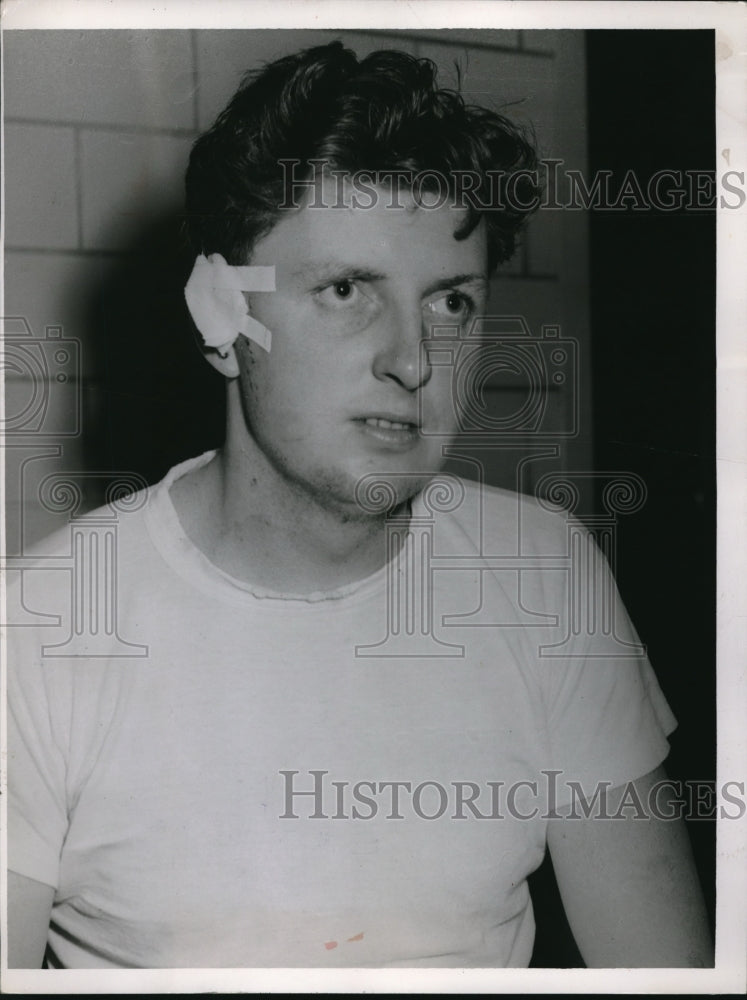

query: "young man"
left=7, top=42, right=711, bottom=969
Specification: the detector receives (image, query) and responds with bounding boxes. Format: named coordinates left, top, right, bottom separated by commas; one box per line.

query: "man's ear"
left=202, top=343, right=241, bottom=379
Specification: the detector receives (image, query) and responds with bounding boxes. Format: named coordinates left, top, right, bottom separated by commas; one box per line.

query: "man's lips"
left=352, top=413, right=423, bottom=446
left=354, top=412, right=421, bottom=431
left=362, top=416, right=418, bottom=431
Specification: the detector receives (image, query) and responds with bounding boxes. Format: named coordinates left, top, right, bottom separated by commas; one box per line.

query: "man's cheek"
left=425, top=379, right=459, bottom=436
left=268, top=402, right=320, bottom=447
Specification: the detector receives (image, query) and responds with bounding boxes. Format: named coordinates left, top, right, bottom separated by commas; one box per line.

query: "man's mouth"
left=354, top=414, right=422, bottom=447
left=363, top=417, right=417, bottom=431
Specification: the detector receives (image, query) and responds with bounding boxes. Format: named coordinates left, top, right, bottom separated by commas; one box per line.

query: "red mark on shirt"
left=347, top=932, right=364, bottom=942
left=324, top=940, right=338, bottom=950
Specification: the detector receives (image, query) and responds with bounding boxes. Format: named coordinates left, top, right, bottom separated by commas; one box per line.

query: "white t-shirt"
left=7, top=451, right=676, bottom=968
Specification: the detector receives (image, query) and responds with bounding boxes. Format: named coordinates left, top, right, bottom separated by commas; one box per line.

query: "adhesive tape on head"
left=184, top=253, right=275, bottom=354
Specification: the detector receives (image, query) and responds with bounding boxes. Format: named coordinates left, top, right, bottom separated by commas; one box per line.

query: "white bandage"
left=184, top=253, right=275, bottom=355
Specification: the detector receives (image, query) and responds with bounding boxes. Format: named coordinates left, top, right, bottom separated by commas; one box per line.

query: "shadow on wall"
left=76, top=211, right=225, bottom=506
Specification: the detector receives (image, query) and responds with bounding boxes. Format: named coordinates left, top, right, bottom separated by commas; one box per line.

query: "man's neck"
left=170, top=440, right=403, bottom=596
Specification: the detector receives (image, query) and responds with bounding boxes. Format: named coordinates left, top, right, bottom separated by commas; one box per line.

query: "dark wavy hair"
left=185, top=41, right=539, bottom=272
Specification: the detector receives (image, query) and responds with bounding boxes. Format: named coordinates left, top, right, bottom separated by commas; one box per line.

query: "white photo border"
left=1, top=1, right=745, bottom=994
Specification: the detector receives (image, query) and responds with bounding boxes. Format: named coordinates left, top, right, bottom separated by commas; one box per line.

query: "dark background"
left=528, top=29, right=716, bottom=966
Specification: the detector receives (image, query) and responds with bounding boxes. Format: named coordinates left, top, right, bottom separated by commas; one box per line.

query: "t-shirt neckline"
left=145, top=449, right=423, bottom=609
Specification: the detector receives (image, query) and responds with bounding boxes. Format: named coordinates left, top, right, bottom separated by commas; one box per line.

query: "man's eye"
left=426, top=291, right=474, bottom=323
left=315, top=279, right=365, bottom=307
left=333, top=280, right=353, bottom=299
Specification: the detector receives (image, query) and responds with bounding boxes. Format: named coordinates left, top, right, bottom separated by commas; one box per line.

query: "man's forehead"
left=302, top=168, right=453, bottom=213
left=251, top=168, right=488, bottom=280
left=274, top=177, right=481, bottom=245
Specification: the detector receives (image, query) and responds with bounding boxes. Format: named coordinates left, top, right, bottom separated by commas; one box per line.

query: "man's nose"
left=372, top=305, right=433, bottom=391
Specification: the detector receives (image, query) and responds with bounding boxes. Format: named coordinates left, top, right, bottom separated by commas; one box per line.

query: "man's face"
left=234, top=180, right=488, bottom=515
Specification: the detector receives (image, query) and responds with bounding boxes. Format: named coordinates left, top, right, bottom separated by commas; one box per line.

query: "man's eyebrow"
left=422, top=273, right=489, bottom=297
left=295, top=263, right=488, bottom=294
left=293, top=262, right=387, bottom=284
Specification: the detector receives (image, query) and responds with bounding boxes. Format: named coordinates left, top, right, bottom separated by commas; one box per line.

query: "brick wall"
left=3, top=28, right=589, bottom=550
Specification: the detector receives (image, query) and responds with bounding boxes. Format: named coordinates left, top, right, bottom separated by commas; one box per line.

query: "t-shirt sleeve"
left=7, top=623, right=70, bottom=889
left=533, top=517, right=677, bottom=807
